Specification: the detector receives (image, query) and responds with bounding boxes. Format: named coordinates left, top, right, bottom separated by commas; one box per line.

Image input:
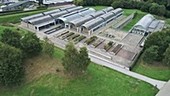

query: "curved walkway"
left=89, top=53, right=167, bottom=89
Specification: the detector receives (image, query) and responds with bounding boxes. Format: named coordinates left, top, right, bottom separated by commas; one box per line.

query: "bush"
left=0, top=42, right=24, bottom=86
left=165, top=10, right=170, bottom=18
left=149, top=4, right=166, bottom=16
left=85, top=36, right=97, bottom=45
left=142, top=45, right=159, bottom=64
left=21, top=32, right=42, bottom=57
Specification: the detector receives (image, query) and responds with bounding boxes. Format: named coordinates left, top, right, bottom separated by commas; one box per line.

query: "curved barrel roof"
left=57, top=8, right=95, bottom=23
left=82, top=17, right=104, bottom=30
left=66, top=6, right=83, bottom=13
left=100, top=12, right=115, bottom=21
left=134, top=14, right=155, bottom=30
left=102, top=7, right=114, bottom=13
left=69, top=15, right=94, bottom=27
left=28, top=15, right=53, bottom=25
left=21, top=13, right=44, bottom=22
left=111, top=8, right=123, bottom=15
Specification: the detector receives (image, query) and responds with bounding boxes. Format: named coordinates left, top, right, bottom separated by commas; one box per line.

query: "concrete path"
left=89, top=53, right=167, bottom=89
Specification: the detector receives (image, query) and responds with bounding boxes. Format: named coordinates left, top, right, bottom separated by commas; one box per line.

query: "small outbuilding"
left=130, top=14, right=165, bottom=35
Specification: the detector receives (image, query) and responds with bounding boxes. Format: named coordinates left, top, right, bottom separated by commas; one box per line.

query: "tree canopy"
left=0, top=29, right=21, bottom=48
left=21, top=32, right=42, bottom=57
left=62, top=42, right=90, bottom=76
left=0, top=42, right=24, bottom=86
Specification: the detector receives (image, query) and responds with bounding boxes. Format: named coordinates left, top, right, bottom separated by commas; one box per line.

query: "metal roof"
left=28, top=15, right=53, bottom=25
left=134, top=14, right=155, bottom=30
left=70, top=15, right=94, bottom=27
left=66, top=6, right=83, bottom=13
left=35, top=20, right=55, bottom=27
left=112, top=8, right=123, bottom=15
left=102, top=7, right=114, bottom=13
left=2, top=1, right=32, bottom=9
left=21, top=13, right=44, bottom=22
left=51, top=10, right=68, bottom=18
left=90, top=10, right=105, bottom=18
left=149, top=20, right=160, bottom=29
left=62, top=8, right=89, bottom=18
left=57, top=9, right=95, bottom=23
left=58, top=5, right=76, bottom=11
left=78, top=8, right=95, bottom=16
left=43, top=9, right=61, bottom=15
left=21, top=5, right=76, bottom=22
left=100, top=12, right=115, bottom=21
left=82, top=17, right=104, bottom=30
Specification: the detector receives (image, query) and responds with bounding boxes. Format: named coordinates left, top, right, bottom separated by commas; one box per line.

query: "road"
left=89, top=53, right=166, bottom=90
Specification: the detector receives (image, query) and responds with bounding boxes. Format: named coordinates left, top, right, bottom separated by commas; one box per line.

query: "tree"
left=142, top=45, right=159, bottom=64
left=62, top=42, right=90, bottom=76
left=163, top=45, right=170, bottom=66
left=42, top=37, right=54, bottom=57
left=78, top=47, right=90, bottom=72
left=21, top=32, right=42, bottom=57
left=0, top=29, right=21, bottom=48
left=0, top=42, right=24, bottom=86
left=73, top=0, right=84, bottom=5
left=149, top=3, right=166, bottom=16
left=62, top=42, right=79, bottom=75
left=144, top=31, right=170, bottom=61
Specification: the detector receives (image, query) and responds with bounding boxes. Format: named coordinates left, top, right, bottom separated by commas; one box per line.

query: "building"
left=21, top=5, right=87, bottom=32
left=2, top=0, right=35, bottom=11
left=81, top=8, right=123, bottom=35
left=56, top=7, right=96, bottom=29
left=43, top=0, right=73, bottom=6
left=0, top=0, right=18, bottom=4
left=68, top=7, right=114, bottom=33
left=130, top=14, right=165, bottom=35
left=21, top=6, right=123, bottom=35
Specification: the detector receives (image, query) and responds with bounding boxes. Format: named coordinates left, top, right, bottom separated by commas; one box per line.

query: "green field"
left=133, top=59, right=170, bottom=81
left=122, top=9, right=147, bottom=31
left=0, top=47, right=158, bottom=96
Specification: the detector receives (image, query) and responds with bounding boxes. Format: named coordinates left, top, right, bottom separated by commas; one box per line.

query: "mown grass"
left=122, top=9, right=147, bottom=31
left=0, top=47, right=158, bottom=96
left=133, top=59, right=170, bottom=81
left=0, top=31, right=158, bottom=96
left=0, top=25, right=29, bottom=39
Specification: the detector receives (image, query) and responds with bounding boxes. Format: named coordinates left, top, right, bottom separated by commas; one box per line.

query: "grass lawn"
left=133, top=59, right=170, bottom=81
left=122, top=9, right=147, bottom=31
left=0, top=25, right=29, bottom=36
left=0, top=47, right=158, bottom=96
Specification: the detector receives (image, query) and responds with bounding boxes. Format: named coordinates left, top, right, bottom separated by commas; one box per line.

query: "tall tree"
left=163, top=45, right=170, bottom=66
left=0, top=42, right=24, bottom=86
left=0, top=29, right=21, bottom=48
left=62, top=42, right=79, bottom=75
left=144, top=31, right=170, bottom=61
left=62, top=42, right=90, bottom=76
left=42, top=37, right=54, bottom=57
left=79, top=47, right=90, bottom=72
left=21, top=32, right=42, bottom=57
